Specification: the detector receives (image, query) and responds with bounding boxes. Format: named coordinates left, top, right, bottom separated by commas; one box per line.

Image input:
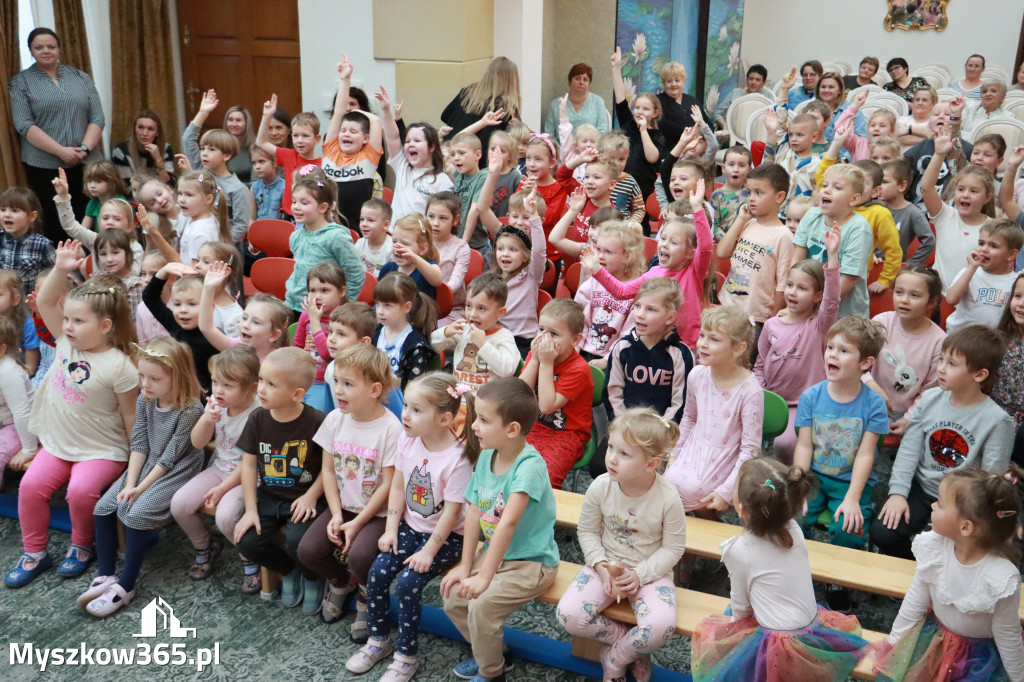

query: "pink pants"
left=0, top=424, right=21, bottom=488
left=170, top=466, right=246, bottom=549
left=18, top=448, right=126, bottom=553
left=556, top=566, right=676, bottom=673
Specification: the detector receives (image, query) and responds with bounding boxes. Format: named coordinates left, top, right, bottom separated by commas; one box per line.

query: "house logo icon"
left=133, top=597, right=197, bottom=638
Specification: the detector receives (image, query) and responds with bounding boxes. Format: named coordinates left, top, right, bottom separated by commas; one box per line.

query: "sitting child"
left=293, top=263, right=348, bottom=411
left=880, top=159, right=934, bottom=267
left=355, top=198, right=394, bottom=277
left=945, top=219, right=1020, bottom=332
left=324, top=301, right=403, bottom=418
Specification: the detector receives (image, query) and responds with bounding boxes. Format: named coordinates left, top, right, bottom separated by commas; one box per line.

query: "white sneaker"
left=76, top=575, right=116, bottom=610
left=380, top=653, right=419, bottom=682
left=86, top=583, right=135, bottom=618
left=345, top=638, right=394, bottom=674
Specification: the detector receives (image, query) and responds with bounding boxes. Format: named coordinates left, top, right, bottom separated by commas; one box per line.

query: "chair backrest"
left=349, top=229, right=361, bottom=244
left=920, top=62, right=954, bottom=81
left=982, top=67, right=1010, bottom=85
left=864, top=91, right=910, bottom=117
left=540, top=259, right=557, bottom=292
left=247, top=219, right=294, bottom=258
left=935, top=87, right=959, bottom=104
left=643, top=237, right=658, bottom=263
left=968, top=118, right=1024, bottom=149
left=870, top=285, right=895, bottom=318
left=563, top=261, right=582, bottom=297
left=382, top=187, right=393, bottom=205
left=465, top=249, right=485, bottom=285
left=537, top=289, right=552, bottom=314
left=762, top=389, right=790, bottom=441
left=772, top=79, right=792, bottom=101
left=912, top=69, right=948, bottom=90
left=846, top=84, right=883, bottom=103
left=833, top=60, right=855, bottom=75
left=357, top=271, right=377, bottom=304
left=589, top=363, right=605, bottom=406
left=744, top=108, right=770, bottom=146
left=1005, top=98, right=1024, bottom=124
left=436, top=283, right=454, bottom=318
left=821, top=61, right=847, bottom=76
left=249, top=257, right=295, bottom=300
left=726, top=93, right=772, bottom=146
left=645, top=193, right=661, bottom=222
left=287, top=321, right=297, bottom=345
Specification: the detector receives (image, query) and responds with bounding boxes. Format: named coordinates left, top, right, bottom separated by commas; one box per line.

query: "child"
left=0, top=316, right=37, bottom=490
left=376, top=86, right=453, bottom=221
left=299, top=344, right=402, bottom=631
left=134, top=253, right=170, bottom=346
left=558, top=408, right=686, bottom=682
left=763, top=108, right=822, bottom=202
left=992, top=274, right=1024, bottom=431
left=426, top=191, right=472, bottom=324
left=520, top=298, right=595, bottom=488
left=234, top=347, right=327, bottom=610
left=200, top=263, right=290, bottom=361
left=323, top=302, right=404, bottom=418
left=665, top=307, right=762, bottom=514
left=717, top=162, right=795, bottom=349
left=606, top=277, right=694, bottom=421
left=0, top=187, right=55, bottom=295
left=143, top=264, right=218, bottom=391
left=794, top=316, right=888, bottom=611
left=507, top=120, right=531, bottom=176
left=784, top=195, right=813, bottom=236
left=182, top=90, right=250, bottom=241
left=80, top=160, right=127, bottom=232
left=78, top=337, right=204, bottom=617
left=293, top=263, right=348, bottom=411
left=610, top=47, right=665, bottom=212
left=865, top=267, right=946, bottom=436
left=711, top=145, right=752, bottom=238
left=597, top=129, right=645, bottom=223
left=556, top=153, right=620, bottom=246
left=432, top=272, right=519, bottom=390
left=170, top=345, right=261, bottom=587
left=692, top=458, right=868, bottom=682
left=0, top=270, right=41, bottom=376
left=346, top=373, right=474, bottom=680
left=832, top=88, right=897, bottom=161
left=969, top=133, right=1006, bottom=182
left=379, top=214, right=443, bottom=300
left=134, top=177, right=185, bottom=251
left=440, top=378, right=559, bottom=682
left=549, top=191, right=625, bottom=264
left=448, top=132, right=489, bottom=252
left=176, top=170, right=231, bottom=265
left=89, top=229, right=146, bottom=315
left=516, top=134, right=568, bottom=261
left=356, top=198, right=394, bottom=277
left=372, top=272, right=437, bottom=390
left=869, top=136, right=902, bottom=165
left=54, top=167, right=142, bottom=273
left=880, top=159, right=934, bottom=267
left=194, top=241, right=244, bottom=335
left=873, top=465, right=1024, bottom=681
left=904, top=97, right=972, bottom=209
left=479, top=131, right=522, bottom=223
left=945, top=219, right=1020, bottom=332
left=793, top=164, right=873, bottom=319
left=256, top=92, right=323, bottom=220
left=872, top=325, right=1015, bottom=559
left=4, top=249, right=138, bottom=588
left=556, top=92, right=600, bottom=179
left=248, top=145, right=285, bottom=222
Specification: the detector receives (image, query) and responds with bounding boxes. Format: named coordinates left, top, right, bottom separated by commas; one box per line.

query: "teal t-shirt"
left=465, top=445, right=559, bottom=567
left=453, top=170, right=490, bottom=249
left=793, top=207, right=873, bottom=319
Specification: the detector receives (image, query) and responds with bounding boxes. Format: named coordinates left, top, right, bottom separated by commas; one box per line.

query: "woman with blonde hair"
left=440, top=56, right=521, bottom=165
left=656, top=60, right=710, bottom=150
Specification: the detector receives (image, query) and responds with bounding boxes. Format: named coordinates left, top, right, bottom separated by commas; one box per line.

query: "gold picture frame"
left=884, top=0, right=949, bottom=31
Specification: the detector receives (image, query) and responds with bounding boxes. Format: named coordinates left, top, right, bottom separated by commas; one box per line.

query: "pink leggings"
left=18, top=448, right=126, bottom=554
left=170, top=466, right=246, bottom=550
left=556, top=566, right=676, bottom=673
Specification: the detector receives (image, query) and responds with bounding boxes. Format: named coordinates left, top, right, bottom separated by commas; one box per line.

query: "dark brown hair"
left=374, top=272, right=437, bottom=339
left=735, top=458, right=816, bottom=549
left=942, top=324, right=1006, bottom=394
left=945, top=464, right=1024, bottom=562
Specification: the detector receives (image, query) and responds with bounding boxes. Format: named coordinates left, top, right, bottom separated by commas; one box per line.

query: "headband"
left=495, top=225, right=531, bottom=251
left=132, top=343, right=172, bottom=366
left=529, top=132, right=556, bottom=158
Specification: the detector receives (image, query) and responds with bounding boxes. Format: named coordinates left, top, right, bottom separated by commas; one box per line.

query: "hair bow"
left=530, top=132, right=556, bottom=158
left=446, top=383, right=472, bottom=399
left=1005, top=472, right=1019, bottom=485
left=996, top=510, right=1018, bottom=519
left=656, top=415, right=672, bottom=430
left=197, top=173, right=205, bottom=182
left=299, top=164, right=316, bottom=176
left=763, top=479, right=776, bottom=490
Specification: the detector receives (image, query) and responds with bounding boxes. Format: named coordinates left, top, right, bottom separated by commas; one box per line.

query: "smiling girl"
left=112, top=109, right=174, bottom=192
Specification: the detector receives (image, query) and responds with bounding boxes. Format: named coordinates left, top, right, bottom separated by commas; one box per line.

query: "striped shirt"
left=8, top=64, right=105, bottom=168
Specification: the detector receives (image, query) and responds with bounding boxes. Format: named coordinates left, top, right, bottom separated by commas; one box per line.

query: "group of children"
left=1, top=45, right=1024, bottom=682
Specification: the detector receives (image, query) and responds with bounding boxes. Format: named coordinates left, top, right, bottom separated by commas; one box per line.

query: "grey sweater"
left=182, top=122, right=251, bottom=242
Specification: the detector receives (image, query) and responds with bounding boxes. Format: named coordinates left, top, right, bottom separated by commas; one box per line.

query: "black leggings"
left=868, top=480, right=936, bottom=560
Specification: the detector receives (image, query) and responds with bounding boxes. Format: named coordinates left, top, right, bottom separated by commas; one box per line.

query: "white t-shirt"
left=211, top=398, right=260, bottom=473
left=388, top=149, right=454, bottom=222
left=178, top=216, right=220, bottom=265
left=214, top=300, right=244, bottom=338
left=313, top=408, right=403, bottom=514
left=356, top=236, right=393, bottom=277
left=945, top=267, right=1016, bottom=332
left=0, top=355, right=37, bottom=452
left=929, top=202, right=985, bottom=295
left=396, top=431, right=473, bottom=534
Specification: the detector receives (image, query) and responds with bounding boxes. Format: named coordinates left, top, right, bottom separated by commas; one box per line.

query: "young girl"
left=134, top=176, right=184, bottom=251
left=298, top=344, right=402, bottom=633
left=372, top=272, right=437, bottom=390
left=176, top=170, right=230, bottom=265
left=379, top=213, right=443, bottom=300
left=557, top=408, right=686, bottom=682
left=54, top=167, right=143, bottom=275
left=0, top=187, right=56, bottom=295
left=81, top=160, right=128, bottom=232
left=194, top=241, right=244, bottom=335
left=491, top=190, right=547, bottom=358
left=992, top=273, right=1024, bottom=460
left=283, top=170, right=364, bottom=315
left=873, top=465, right=1024, bottom=681
left=692, top=458, right=868, bottom=681
left=575, top=220, right=645, bottom=362
left=249, top=145, right=284, bottom=222
left=77, top=336, right=204, bottom=617
left=665, top=306, right=763, bottom=515
left=610, top=47, right=665, bottom=212
left=0, top=270, right=41, bottom=376
left=170, top=345, right=261, bottom=587
left=584, top=182, right=712, bottom=349
left=4, top=245, right=139, bottom=588
left=834, top=89, right=897, bottom=161
left=754, top=229, right=841, bottom=463
left=426, top=192, right=471, bottom=325
left=483, top=130, right=522, bottom=219
left=520, top=134, right=569, bottom=262
left=346, top=373, right=475, bottom=680
left=135, top=251, right=171, bottom=344
left=294, top=263, right=347, bottom=411
left=201, top=261, right=290, bottom=361
left=376, top=86, right=453, bottom=222
left=92, top=229, right=145, bottom=315
left=784, top=196, right=814, bottom=235
left=0, top=317, right=37, bottom=490
left=866, top=266, right=946, bottom=436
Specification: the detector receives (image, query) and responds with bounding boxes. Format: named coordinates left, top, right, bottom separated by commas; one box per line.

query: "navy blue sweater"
left=605, top=328, right=694, bottom=422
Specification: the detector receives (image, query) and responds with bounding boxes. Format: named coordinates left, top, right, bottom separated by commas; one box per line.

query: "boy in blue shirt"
left=441, top=378, right=558, bottom=682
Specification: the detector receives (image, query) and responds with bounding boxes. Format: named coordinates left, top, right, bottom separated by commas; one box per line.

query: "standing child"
left=832, top=88, right=897, bottom=161
left=293, top=263, right=348, bottom=411
left=248, top=145, right=285, bottom=222
left=79, top=337, right=204, bottom=617
left=135, top=251, right=170, bottom=344
left=441, top=378, right=559, bottom=682
left=479, top=130, right=522, bottom=221
left=0, top=317, right=38, bottom=490
left=346, top=373, right=475, bottom=681
left=556, top=154, right=620, bottom=246
left=945, top=218, right=1020, bottom=332
left=610, top=48, right=665, bottom=214
left=4, top=247, right=138, bottom=588
left=880, top=160, right=934, bottom=267
left=873, top=465, right=1024, bottom=681
left=175, top=170, right=231, bottom=265
left=256, top=93, right=323, bottom=220
left=80, top=160, right=127, bottom=232
left=0, top=187, right=55, bottom=295
left=711, top=146, right=752, bottom=239
left=372, top=272, right=437, bottom=390
left=356, top=198, right=394, bottom=277
left=692, top=458, right=868, bottom=682
left=517, top=134, right=569, bottom=262
left=379, top=214, right=443, bottom=300
left=558, top=408, right=685, bottom=682
left=170, top=346, right=261, bottom=588
left=426, top=191, right=472, bottom=325
left=194, top=241, right=244, bottom=335
left=54, top=167, right=143, bottom=274
left=596, top=130, right=645, bottom=223
left=448, top=132, right=490, bottom=255
left=762, top=108, right=822, bottom=202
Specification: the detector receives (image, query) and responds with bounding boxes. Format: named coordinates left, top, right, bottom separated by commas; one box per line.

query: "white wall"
left=494, top=0, right=545, bottom=131
left=742, top=0, right=1022, bottom=82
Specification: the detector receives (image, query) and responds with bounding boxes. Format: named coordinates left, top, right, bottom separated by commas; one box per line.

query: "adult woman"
left=817, top=72, right=866, bottom=141
left=110, top=109, right=174, bottom=195
left=656, top=61, right=709, bottom=151
left=223, top=106, right=255, bottom=184
left=961, top=80, right=1012, bottom=140
left=947, top=54, right=986, bottom=101
left=843, top=57, right=879, bottom=91
left=440, top=56, right=520, bottom=164
left=897, top=85, right=937, bottom=146
left=1012, top=63, right=1024, bottom=92
left=713, top=64, right=768, bottom=129
left=786, top=60, right=823, bottom=109
left=267, top=107, right=292, bottom=149
left=8, top=28, right=104, bottom=244
left=543, top=63, right=610, bottom=137
left=883, top=58, right=929, bottom=103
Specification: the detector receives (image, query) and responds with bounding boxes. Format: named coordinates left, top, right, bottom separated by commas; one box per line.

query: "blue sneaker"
left=301, top=577, right=324, bottom=615
left=5, top=553, right=53, bottom=588
left=452, top=657, right=514, bottom=680
left=280, top=570, right=302, bottom=608
left=57, top=545, right=94, bottom=578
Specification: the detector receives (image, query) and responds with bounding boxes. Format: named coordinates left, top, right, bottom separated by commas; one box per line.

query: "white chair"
left=1002, top=99, right=1024, bottom=125
left=913, top=69, right=948, bottom=90
left=968, top=118, right=1024, bottom=150
left=846, top=84, right=884, bottom=102
left=833, top=60, right=855, bottom=75
left=821, top=61, right=847, bottom=76
left=757, top=88, right=777, bottom=104
left=725, top=93, right=773, bottom=146
left=982, top=67, right=1010, bottom=85
left=936, top=87, right=959, bottom=104
left=744, top=108, right=770, bottom=147
left=872, top=72, right=892, bottom=86
left=864, top=90, right=910, bottom=117
left=920, top=62, right=954, bottom=82
left=772, top=79, right=793, bottom=101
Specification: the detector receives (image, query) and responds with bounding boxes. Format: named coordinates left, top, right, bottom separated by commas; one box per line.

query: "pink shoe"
left=86, top=583, right=135, bottom=618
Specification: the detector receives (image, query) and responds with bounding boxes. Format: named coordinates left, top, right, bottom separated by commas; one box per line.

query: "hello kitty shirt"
left=575, top=277, right=635, bottom=357
left=866, top=311, right=945, bottom=419
left=313, top=408, right=403, bottom=514
left=395, top=431, right=473, bottom=534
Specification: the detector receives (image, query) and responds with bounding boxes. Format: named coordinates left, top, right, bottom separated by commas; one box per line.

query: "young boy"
left=556, top=154, right=619, bottom=244
left=249, top=145, right=284, bottom=223
left=945, top=219, right=1021, bottom=332
left=793, top=164, right=874, bottom=319
left=355, top=198, right=393, bottom=277
left=763, top=110, right=822, bottom=202
left=869, top=137, right=902, bottom=165
left=597, top=130, right=645, bottom=223
left=519, top=298, right=594, bottom=488
left=871, top=325, right=1014, bottom=560
left=322, top=55, right=383, bottom=231
left=324, top=301, right=403, bottom=419
left=711, top=145, right=752, bottom=239
left=717, top=162, right=795, bottom=344
left=880, top=159, right=934, bottom=267
left=234, top=347, right=326, bottom=608
left=794, top=316, right=888, bottom=611
left=449, top=132, right=489, bottom=252
left=256, top=93, right=323, bottom=218
left=181, top=90, right=251, bottom=242
left=440, top=377, right=559, bottom=682
left=432, top=272, right=519, bottom=390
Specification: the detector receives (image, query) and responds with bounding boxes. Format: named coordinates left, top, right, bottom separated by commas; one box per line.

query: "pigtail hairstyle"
left=179, top=170, right=231, bottom=243
left=68, top=274, right=139, bottom=358
left=374, top=272, right=438, bottom=339
left=409, top=372, right=478, bottom=465
left=736, top=458, right=816, bottom=549
left=135, top=336, right=203, bottom=409
left=945, top=464, right=1024, bottom=562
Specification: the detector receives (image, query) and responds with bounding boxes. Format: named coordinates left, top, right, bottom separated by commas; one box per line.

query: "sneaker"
left=4, top=553, right=53, bottom=588
left=825, top=584, right=853, bottom=613
left=380, top=653, right=419, bottom=682
left=86, top=583, right=135, bottom=618
left=468, top=675, right=506, bottom=682
left=301, top=577, right=325, bottom=616
left=57, top=545, right=94, bottom=578
left=345, top=638, right=394, bottom=674
left=453, top=656, right=515, bottom=679
left=242, top=571, right=263, bottom=595
left=280, top=570, right=302, bottom=608
left=76, top=575, right=117, bottom=609
left=188, top=539, right=222, bottom=581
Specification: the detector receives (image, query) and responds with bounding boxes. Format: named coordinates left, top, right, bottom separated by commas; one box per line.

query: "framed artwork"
left=884, top=0, right=950, bottom=31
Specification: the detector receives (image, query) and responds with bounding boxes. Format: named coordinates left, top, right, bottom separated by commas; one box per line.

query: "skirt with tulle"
left=692, top=607, right=867, bottom=681
left=877, top=615, right=1013, bottom=682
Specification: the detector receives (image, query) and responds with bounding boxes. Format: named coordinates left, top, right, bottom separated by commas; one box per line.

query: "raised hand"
left=824, top=221, right=842, bottom=255
left=523, top=189, right=539, bottom=218
left=569, top=186, right=587, bottom=213
left=933, top=131, right=954, bottom=156
left=174, top=153, right=192, bottom=172
left=393, top=99, right=405, bottom=120
left=579, top=146, right=599, bottom=164
left=203, top=260, right=232, bottom=290
left=438, top=124, right=453, bottom=139
left=833, top=121, right=853, bottom=145
left=199, top=89, right=219, bottom=114
left=635, top=111, right=648, bottom=131
left=54, top=240, right=87, bottom=273
left=1008, top=145, right=1024, bottom=168
left=51, top=167, right=70, bottom=198
left=262, top=93, right=278, bottom=118
left=480, top=108, right=506, bottom=127
left=337, top=53, right=353, bottom=80
left=136, top=205, right=156, bottom=234
left=610, top=46, right=622, bottom=69
left=690, top=104, right=704, bottom=126
left=580, top=244, right=601, bottom=273
left=689, top=179, right=706, bottom=211
left=763, top=107, right=778, bottom=136
left=949, top=93, right=966, bottom=116
left=487, top=149, right=506, bottom=174
left=374, top=85, right=392, bottom=112
left=558, top=93, right=569, bottom=118
left=781, top=66, right=798, bottom=89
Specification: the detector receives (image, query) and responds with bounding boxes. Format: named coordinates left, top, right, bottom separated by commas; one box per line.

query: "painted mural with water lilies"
left=703, top=0, right=745, bottom=116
